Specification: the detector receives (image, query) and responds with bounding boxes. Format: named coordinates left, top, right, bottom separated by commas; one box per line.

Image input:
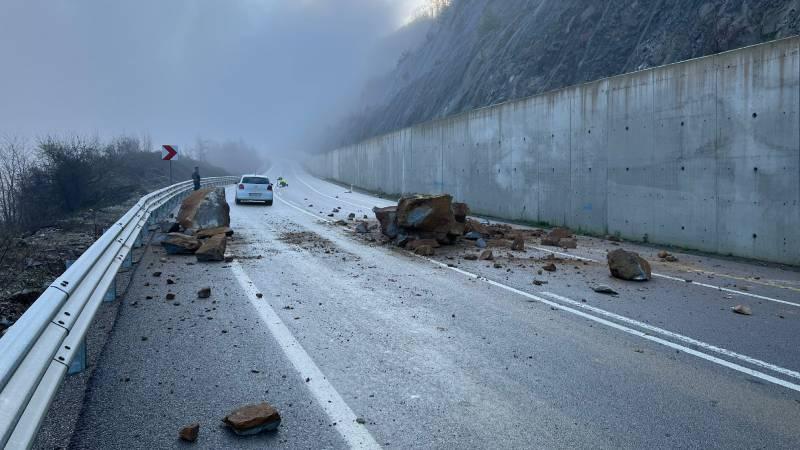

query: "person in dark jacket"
left=192, top=166, right=201, bottom=191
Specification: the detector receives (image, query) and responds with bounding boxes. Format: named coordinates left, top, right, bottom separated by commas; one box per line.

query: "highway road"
left=43, top=162, right=800, bottom=449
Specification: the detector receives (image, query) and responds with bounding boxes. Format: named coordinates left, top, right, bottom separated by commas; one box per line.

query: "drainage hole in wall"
left=625, top=167, right=629, bottom=171
left=752, top=112, right=758, bottom=118
left=753, top=233, right=758, bottom=239
left=754, top=167, right=758, bottom=172
left=681, top=226, right=685, bottom=230
left=681, top=166, right=685, bottom=171
left=680, top=121, right=684, bottom=126
left=625, top=126, right=629, bottom=131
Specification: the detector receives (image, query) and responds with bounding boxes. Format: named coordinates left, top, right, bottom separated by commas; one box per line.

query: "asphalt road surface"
left=58, top=162, right=800, bottom=449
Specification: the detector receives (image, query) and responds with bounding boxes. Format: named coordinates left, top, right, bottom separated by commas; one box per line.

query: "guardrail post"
left=121, top=251, right=133, bottom=269
left=103, top=278, right=116, bottom=302
left=67, top=339, right=87, bottom=375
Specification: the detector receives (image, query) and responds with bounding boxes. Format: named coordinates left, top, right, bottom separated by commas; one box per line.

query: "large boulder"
left=196, top=234, right=227, bottom=262
left=373, top=206, right=399, bottom=238
left=396, top=194, right=455, bottom=234
left=607, top=248, right=651, bottom=281
left=161, top=233, right=201, bottom=254
left=178, top=188, right=230, bottom=232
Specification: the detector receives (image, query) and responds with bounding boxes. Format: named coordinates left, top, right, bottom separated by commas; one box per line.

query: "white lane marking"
left=531, top=246, right=799, bottom=308
left=273, top=193, right=800, bottom=393
left=231, top=262, right=381, bottom=449
left=275, top=191, right=334, bottom=223
left=292, top=169, right=371, bottom=209
left=539, top=292, right=800, bottom=381
left=417, top=256, right=800, bottom=393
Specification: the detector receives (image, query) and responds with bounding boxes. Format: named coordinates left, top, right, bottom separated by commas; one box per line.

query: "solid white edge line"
left=531, top=246, right=799, bottom=308
left=275, top=184, right=800, bottom=393
left=420, top=256, right=800, bottom=393
left=231, top=262, right=381, bottom=449
left=539, top=292, right=800, bottom=381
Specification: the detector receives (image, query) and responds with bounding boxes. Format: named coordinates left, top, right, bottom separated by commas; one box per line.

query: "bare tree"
left=0, top=135, right=33, bottom=228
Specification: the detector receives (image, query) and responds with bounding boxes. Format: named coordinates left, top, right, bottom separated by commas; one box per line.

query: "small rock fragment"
left=592, top=285, right=618, bottom=295
left=732, top=305, right=752, bottom=316
left=152, top=272, right=162, bottom=277
left=464, top=253, right=478, bottom=261
left=179, top=423, right=200, bottom=442
left=223, top=402, right=281, bottom=435
left=542, top=263, right=557, bottom=272
left=197, top=287, right=211, bottom=299
left=478, top=250, right=494, bottom=261
left=166, top=293, right=175, bottom=300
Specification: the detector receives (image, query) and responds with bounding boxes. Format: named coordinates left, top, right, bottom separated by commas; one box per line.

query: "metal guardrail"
left=0, top=176, right=239, bottom=448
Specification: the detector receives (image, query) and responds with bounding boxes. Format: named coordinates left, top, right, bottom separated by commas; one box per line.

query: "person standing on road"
left=192, top=166, right=201, bottom=191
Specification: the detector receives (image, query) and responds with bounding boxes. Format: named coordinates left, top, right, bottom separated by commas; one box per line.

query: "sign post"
left=161, top=145, right=178, bottom=184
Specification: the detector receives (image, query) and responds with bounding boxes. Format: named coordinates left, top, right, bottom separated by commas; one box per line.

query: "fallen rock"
left=196, top=234, right=227, bottom=262
left=559, top=238, right=578, bottom=249
left=396, top=194, right=455, bottom=234
left=160, top=221, right=181, bottom=233
left=406, top=239, right=441, bottom=251
left=178, top=188, right=231, bottom=232
left=161, top=233, right=201, bottom=255
left=605, top=234, right=621, bottom=242
left=478, top=250, right=494, bottom=261
left=464, top=253, right=478, bottom=261
left=464, top=231, right=483, bottom=240
left=542, top=263, right=557, bottom=272
left=414, top=245, right=435, bottom=256
left=347, top=213, right=356, bottom=220
left=179, top=423, right=200, bottom=442
left=510, top=236, right=525, bottom=251
left=607, top=248, right=651, bottom=281
left=197, top=287, right=211, bottom=299
left=354, top=222, right=369, bottom=234
left=732, top=304, right=752, bottom=315
left=657, top=250, right=670, bottom=259
left=166, top=293, right=175, bottom=300
left=373, top=206, right=399, bottom=238
left=464, top=219, right=490, bottom=237
left=451, top=202, right=470, bottom=223
left=593, top=285, right=618, bottom=295
left=223, top=402, right=281, bottom=435
left=548, top=227, right=573, bottom=239
left=532, top=279, right=548, bottom=286
left=475, top=238, right=487, bottom=249
left=665, top=255, right=678, bottom=262
left=196, top=227, right=234, bottom=239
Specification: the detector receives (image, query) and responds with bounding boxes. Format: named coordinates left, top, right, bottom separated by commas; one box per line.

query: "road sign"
left=161, top=145, right=178, bottom=161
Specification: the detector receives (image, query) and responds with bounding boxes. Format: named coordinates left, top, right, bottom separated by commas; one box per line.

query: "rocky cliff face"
left=332, top=0, right=799, bottom=148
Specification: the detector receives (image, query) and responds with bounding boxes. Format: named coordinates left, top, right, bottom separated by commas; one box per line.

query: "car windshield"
left=242, top=177, right=269, bottom=185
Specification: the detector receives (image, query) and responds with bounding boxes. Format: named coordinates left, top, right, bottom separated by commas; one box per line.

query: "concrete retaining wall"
left=308, top=37, right=800, bottom=265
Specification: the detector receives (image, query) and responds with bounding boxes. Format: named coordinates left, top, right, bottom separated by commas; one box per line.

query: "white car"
left=235, top=175, right=273, bottom=205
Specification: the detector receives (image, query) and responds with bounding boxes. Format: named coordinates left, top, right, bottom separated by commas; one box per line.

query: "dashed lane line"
left=231, top=261, right=381, bottom=449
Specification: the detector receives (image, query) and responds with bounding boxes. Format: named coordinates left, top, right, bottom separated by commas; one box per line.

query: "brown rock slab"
left=161, top=233, right=201, bottom=255
left=607, top=248, right=651, bottom=281
left=179, top=423, right=200, bottom=442
left=510, top=236, right=525, bottom=251
left=196, top=234, right=227, bottom=262
left=223, top=402, right=281, bottom=435
left=478, top=250, right=494, bottom=261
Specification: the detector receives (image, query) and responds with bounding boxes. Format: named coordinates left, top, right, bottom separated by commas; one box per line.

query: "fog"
left=0, top=0, right=428, bottom=160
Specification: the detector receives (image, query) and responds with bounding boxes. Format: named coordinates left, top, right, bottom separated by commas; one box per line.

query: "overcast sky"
left=0, top=0, right=427, bottom=156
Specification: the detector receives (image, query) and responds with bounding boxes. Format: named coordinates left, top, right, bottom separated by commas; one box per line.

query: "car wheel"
left=235, top=198, right=241, bottom=205
left=265, top=200, right=273, bottom=206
